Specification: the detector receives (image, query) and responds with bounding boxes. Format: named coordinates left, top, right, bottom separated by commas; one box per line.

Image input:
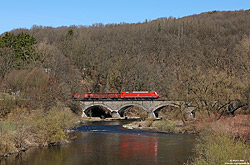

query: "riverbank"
left=190, top=114, right=250, bottom=164
left=0, top=107, right=79, bottom=159
left=0, top=116, right=141, bottom=159
left=0, top=116, right=150, bottom=159
left=122, top=118, right=197, bottom=134
left=2, top=113, right=249, bottom=164
left=1, top=120, right=197, bottom=164
left=122, top=114, right=250, bottom=137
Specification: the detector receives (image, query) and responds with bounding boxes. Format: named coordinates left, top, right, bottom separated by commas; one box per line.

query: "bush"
left=0, top=93, right=17, bottom=118
left=0, top=121, right=18, bottom=155
left=153, top=119, right=176, bottom=132
left=210, top=115, right=250, bottom=140
left=0, top=106, right=79, bottom=156
left=189, top=131, right=250, bottom=165
left=0, top=132, right=16, bottom=156
left=0, top=110, right=30, bottom=156
left=29, top=107, right=78, bottom=146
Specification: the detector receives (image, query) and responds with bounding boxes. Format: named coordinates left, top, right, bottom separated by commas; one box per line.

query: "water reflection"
left=120, top=134, right=158, bottom=162
left=0, top=121, right=195, bottom=165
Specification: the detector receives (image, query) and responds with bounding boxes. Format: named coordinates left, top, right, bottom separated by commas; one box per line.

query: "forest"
left=0, top=10, right=250, bottom=162
left=1, top=10, right=249, bottom=116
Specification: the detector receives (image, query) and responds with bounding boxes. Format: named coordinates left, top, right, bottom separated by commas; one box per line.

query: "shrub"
left=153, top=119, right=176, bottom=132
left=0, top=93, right=17, bottom=118
left=0, top=122, right=16, bottom=155
left=0, top=110, right=30, bottom=156
left=189, top=131, right=250, bottom=165
left=29, top=107, right=78, bottom=146
left=0, top=133, right=16, bottom=156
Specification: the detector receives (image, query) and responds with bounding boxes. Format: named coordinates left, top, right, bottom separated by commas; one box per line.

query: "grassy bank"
left=187, top=131, right=250, bottom=165
left=187, top=114, right=250, bottom=164
left=0, top=107, right=78, bottom=157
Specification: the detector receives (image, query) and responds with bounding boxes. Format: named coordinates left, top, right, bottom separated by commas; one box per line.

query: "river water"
left=1, top=120, right=196, bottom=165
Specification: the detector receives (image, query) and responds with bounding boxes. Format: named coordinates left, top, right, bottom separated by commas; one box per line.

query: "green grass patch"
left=0, top=121, right=22, bottom=132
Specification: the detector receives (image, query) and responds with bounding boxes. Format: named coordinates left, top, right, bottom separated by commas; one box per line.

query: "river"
left=0, top=120, right=196, bottom=165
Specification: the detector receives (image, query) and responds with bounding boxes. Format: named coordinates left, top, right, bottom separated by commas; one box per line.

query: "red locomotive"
left=73, top=91, right=159, bottom=100
left=120, top=91, right=159, bottom=99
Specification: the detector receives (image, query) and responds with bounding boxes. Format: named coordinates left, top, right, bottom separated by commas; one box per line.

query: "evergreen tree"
left=0, top=32, right=36, bottom=68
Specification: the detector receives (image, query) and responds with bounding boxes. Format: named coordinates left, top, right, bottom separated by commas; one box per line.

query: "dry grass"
left=210, top=115, right=250, bottom=139
left=193, top=114, right=250, bottom=140
left=0, top=128, right=16, bottom=156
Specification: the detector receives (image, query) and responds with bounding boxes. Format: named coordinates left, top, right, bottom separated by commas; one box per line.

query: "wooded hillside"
left=1, top=10, right=250, bottom=115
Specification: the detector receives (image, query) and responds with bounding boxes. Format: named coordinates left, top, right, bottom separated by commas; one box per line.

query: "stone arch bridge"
left=80, top=100, right=194, bottom=118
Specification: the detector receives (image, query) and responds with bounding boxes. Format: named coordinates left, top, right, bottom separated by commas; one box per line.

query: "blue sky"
left=1, top=0, right=249, bottom=34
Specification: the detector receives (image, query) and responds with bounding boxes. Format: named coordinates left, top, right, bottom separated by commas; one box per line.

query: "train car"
left=120, top=91, right=159, bottom=99
left=73, top=93, right=120, bottom=100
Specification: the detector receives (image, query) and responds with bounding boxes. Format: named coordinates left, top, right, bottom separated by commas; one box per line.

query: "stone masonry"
left=80, top=100, right=186, bottom=118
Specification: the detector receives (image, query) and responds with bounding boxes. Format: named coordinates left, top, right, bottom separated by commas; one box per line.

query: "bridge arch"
left=118, top=103, right=148, bottom=117
left=80, top=100, right=185, bottom=118
left=152, top=103, right=180, bottom=118
left=83, top=105, right=112, bottom=118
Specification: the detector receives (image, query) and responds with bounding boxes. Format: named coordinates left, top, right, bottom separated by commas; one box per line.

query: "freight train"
left=73, top=91, right=159, bottom=100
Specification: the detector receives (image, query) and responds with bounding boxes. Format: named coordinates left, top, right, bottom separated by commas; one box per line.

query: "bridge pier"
left=147, top=112, right=156, bottom=118
left=82, top=111, right=88, bottom=117
left=111, top=111, right=120, bottom=118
